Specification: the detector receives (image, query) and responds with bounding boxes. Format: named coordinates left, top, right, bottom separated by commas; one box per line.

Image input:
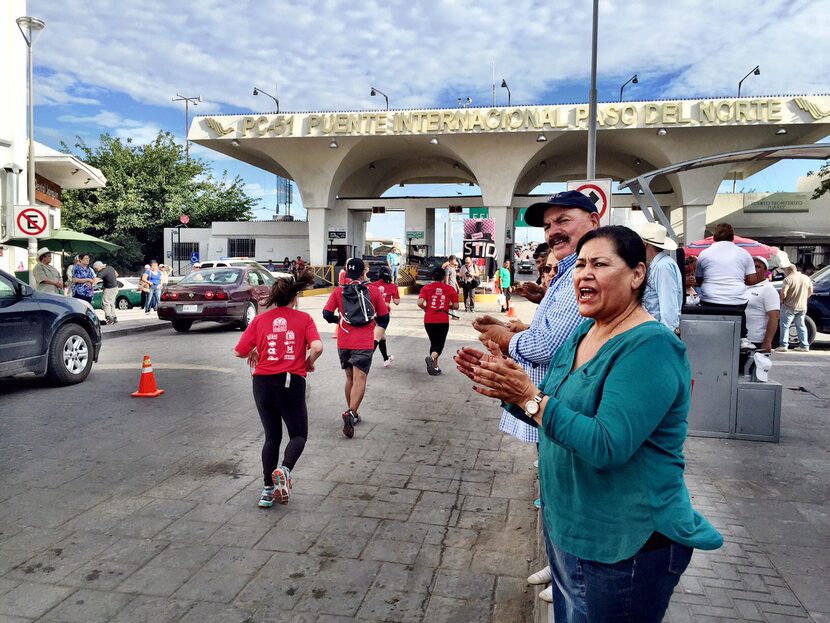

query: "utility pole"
left=586, top=0, right=599, bottom=178
left=172, top=93, right=202, bottom=160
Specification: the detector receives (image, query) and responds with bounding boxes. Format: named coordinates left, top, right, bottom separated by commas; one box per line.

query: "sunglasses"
left=541, top=265, right=557, bottom=274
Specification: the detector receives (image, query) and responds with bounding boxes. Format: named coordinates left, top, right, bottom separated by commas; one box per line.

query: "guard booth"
left=617, top=146, right=830, bottom=442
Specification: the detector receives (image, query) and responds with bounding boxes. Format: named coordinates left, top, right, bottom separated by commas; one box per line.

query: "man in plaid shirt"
left=471, top=191, right=599, bottom=604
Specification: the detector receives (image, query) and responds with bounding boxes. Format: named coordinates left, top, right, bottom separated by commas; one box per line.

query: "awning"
left=34, top=141, right=107, bottom=190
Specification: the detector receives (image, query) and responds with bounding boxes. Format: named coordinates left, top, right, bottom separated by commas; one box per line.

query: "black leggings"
left=252, top=373, right=307, bottom=486
left=424, top=322, right=450, bottom=356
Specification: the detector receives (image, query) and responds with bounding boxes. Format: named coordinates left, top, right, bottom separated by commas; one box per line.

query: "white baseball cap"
left=753, top=352, right=772, bottom=382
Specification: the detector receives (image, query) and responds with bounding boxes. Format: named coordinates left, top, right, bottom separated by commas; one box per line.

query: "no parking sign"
left=567, top=179, right=613, bottom=226
left=13, top=205, right=50, bottom=238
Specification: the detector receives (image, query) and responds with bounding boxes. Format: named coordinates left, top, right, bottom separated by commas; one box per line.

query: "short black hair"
left=576, top=226, right=647, bottom=300
left=432, top=266, right=446, bottom=281
left=532, top=243, right=550, bottom=259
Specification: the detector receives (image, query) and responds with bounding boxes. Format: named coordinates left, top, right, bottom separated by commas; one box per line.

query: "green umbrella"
left=4, top=228, right=121, bottom=255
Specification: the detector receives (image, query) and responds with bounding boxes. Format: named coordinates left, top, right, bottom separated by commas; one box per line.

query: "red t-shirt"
left=234, top=307, right=321, bottom=376
left=323, top=282, right=389, bottom=350
left=370, top=280, right=400, bottom=307
left=419, top=282, right=458, bottom=323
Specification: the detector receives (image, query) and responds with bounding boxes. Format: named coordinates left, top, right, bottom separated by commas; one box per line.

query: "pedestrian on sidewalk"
left=141, top=260, right=162, bottom=313
left=458, top=255, right=480, bottom=312
left=71, top=252, right=97, bottom=305
left=234, top=269, right=323, bottom=508
left=93, top=260, right=119, bottom=324
left=322, top=257, right=389, bottom=438
left=496, top=259, right=513, bottom=313
left=371, top=265, right=400, bottom=367
left=634, top=222, right=684, bottom=332
left=33, top=248, right=63, bottom=295
left=65, top=254, right=79, bottom=296
left=457, top=226, right=723, bottom=622
left=776, top=253, right=813, bottom=352
left=418, top=266, right=459, bottom=376
left=746, top=257, right=779, bottom=352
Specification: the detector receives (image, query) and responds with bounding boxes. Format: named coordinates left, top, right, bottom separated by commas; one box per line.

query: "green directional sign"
left=516, top=207, right=530, bottom=227
left=468, top=207, right=489, bottom=219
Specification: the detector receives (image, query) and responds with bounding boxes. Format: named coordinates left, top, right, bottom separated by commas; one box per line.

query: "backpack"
left=340, top=282, right=376, bottom=327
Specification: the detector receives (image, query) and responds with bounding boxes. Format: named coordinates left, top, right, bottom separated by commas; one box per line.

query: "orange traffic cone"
left=507, top=305, right=516, bottom=318
left=131, top=355, right=165, bottom=398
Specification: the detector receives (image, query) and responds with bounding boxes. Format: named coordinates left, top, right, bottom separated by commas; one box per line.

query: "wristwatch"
left=524, top=391, right=545, bottom=417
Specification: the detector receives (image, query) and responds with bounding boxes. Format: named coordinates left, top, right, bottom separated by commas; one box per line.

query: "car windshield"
left=813, top=266, right=830, bottom=286
left=181, top=268, right=243, bottom=284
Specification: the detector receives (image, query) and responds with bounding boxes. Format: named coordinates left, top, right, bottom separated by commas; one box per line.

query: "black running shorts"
left=338, top=348, right=374, bottom=374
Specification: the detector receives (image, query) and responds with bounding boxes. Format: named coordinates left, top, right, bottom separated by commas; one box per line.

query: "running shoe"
left=258, top=486, right=275, bottom=508
left=353, top=410, right=361, bottom=424
left=425, top=356, right=436, bottom=375
left=271, top=466, right=292, bottom=505
left=383, top=355, right=395, bottom=368
left=342, top=410, right=355, bottom=438
left=434, top=368, right=442, bottom=375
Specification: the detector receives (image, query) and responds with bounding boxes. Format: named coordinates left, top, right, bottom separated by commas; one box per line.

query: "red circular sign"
left=180, top=214, right=190, bottom=225
left=17, top=207, right=48, bottom=236
left=575, top=183, right=608, bottom=220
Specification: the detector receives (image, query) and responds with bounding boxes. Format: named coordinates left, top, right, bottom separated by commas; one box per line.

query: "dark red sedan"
left=157, top=267, right=277, bottom=332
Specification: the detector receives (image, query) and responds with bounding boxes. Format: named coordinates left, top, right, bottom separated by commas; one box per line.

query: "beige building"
left=190, top=95, right=830, bottom=265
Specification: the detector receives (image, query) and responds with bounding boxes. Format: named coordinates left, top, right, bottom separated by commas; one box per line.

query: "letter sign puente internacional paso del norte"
left=195, top=96, right=830, bottom=139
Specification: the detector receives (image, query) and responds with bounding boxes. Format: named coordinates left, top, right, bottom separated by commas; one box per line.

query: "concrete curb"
left=100, top=321, right=171, bottom=339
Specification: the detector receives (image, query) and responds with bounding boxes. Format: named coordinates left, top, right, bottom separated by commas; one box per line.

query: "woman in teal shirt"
left=456, top=226, right=722, bottom=622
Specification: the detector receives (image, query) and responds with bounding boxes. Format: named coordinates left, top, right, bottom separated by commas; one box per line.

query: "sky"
left=26, top=0, right=830, bottom=252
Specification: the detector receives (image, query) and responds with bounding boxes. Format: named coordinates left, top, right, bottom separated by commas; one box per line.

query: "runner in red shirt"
left=370, top=266, right=401, bottom=367
left=417, top=266, right=459, bottom=376
left=322, top=258, right=389, bottom=437
left=234, top=270, right=323, bottom=508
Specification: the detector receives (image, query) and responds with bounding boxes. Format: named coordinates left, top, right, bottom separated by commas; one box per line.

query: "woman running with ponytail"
left=234, top=270, right=323, bottom=508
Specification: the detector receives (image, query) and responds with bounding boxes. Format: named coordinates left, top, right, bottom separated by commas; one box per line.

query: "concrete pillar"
left=488, top=206, right=510, bottom=263
left=305, top=207, right=328, bottom=265
left=682, top=205, right=708, bottom=244
left=404, top=205, right=437, bottom=258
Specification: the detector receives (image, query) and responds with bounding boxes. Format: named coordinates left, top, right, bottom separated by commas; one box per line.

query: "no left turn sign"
left=14, top=206, right=49, bottom=238
left=567, top=179, right=613, bottom=225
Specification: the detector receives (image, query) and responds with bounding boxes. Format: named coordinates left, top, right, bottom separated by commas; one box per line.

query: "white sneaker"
left=538, top=585, right=553, bottom=602
left=527, top=566, right=551, bottom=585
left=383, top=355, right=395, bottom=368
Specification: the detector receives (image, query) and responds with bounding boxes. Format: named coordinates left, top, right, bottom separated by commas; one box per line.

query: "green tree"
left=809, top=162, right=830, bottom=199
left=60, top=131, right=258, bottom=273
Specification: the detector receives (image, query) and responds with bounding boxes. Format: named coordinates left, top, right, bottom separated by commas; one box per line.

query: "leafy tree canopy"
left=60, top=131, right=257, bottom=273
left=809, top=161, right=830, bottom=199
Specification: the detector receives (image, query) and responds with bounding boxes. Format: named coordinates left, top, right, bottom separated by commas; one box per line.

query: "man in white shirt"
left=695, top=223, right=762, bottom=343
left=745, top=257, right=780, bottom=352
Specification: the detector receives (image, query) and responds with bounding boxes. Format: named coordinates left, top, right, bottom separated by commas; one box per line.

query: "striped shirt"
left=499, top=253, right=584, bottom=442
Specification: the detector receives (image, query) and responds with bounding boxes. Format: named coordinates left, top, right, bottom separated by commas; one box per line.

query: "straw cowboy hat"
left=635, top=222, right=678, bottom=251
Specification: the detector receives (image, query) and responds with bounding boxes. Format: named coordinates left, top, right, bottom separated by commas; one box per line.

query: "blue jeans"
left=779, top=305, right=808, bottom=349
left=144, top=287, right=160, bottom=312
left=546, top=536, right=692, bottom=622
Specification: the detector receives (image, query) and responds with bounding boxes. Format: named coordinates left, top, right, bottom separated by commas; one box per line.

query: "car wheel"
left=787, top=315, right=817, bottom=347
left=239, top=302, right=256, bottom=329
left=172, top=319, right=193, bottom=333
left=45, top=324, right=93, bottom=386
left=116, top=296, right=132, bottom=310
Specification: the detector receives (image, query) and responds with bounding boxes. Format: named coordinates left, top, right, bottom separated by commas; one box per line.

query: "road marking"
left=771, top=360, right=830, bottom=367
left=96, top=363, right=234, bottom=373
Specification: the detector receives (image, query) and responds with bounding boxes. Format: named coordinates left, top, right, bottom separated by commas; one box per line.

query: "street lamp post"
left=737, top=65, right=760, bottom=97
left=586, top=0, right=599, bottom=178
left=16, top=15, right=46, bottom=285
left=370, top=87, right=388, bottom=110
left=172, top=93, right=202, bottom=160
left=619, top=74, right=638, bottom=102
left=253, top=86, right=279, bottom=112
left=500, top=79, right=511, bottom=106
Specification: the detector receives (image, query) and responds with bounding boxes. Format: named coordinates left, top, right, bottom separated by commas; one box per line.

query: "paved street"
left=0, top=293, right=828, bottom=622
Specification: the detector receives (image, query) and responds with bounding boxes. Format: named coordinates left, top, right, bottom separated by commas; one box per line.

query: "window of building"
left=228, top=238, right=256, bottom=257
left=173, top=241, right=199, bottom=261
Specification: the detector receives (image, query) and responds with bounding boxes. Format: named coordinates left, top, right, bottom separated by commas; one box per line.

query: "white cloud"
left=28, top=0, right=830, bottom=116
left=56, top=110, right=162, bottom=144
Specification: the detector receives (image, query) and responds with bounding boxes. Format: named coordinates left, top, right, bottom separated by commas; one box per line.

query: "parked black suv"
left=0, top=269, right=102, bottom=385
